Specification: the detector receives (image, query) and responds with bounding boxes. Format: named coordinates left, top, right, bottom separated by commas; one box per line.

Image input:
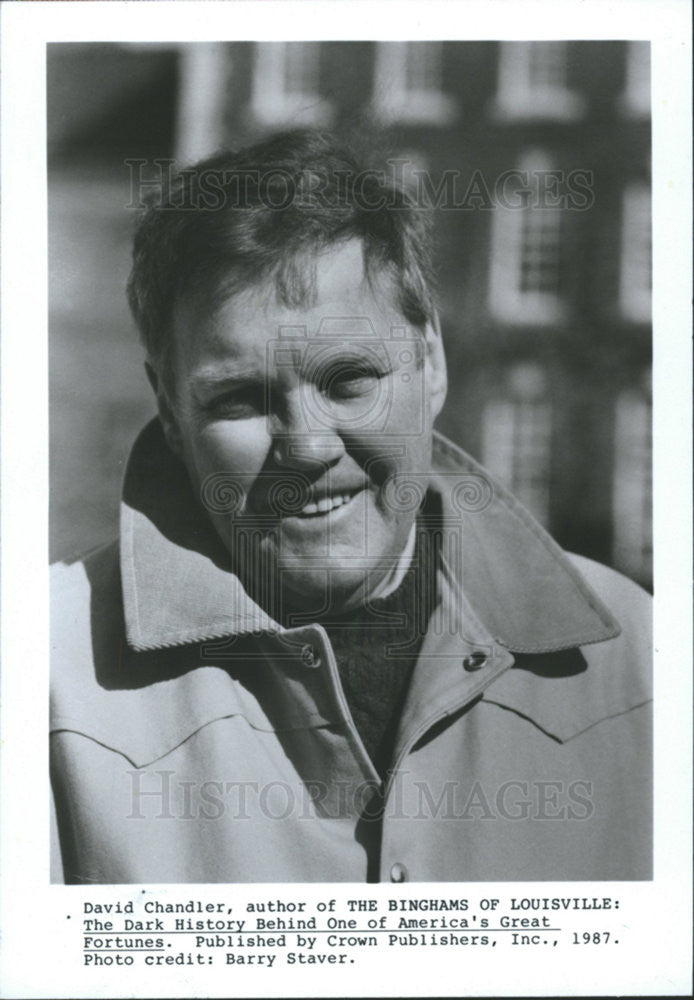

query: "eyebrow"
left=187, top=366, right=264, bottom=395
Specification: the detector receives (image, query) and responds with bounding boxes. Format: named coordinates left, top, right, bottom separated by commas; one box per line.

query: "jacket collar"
left=120, top=419, right=620, bottom=655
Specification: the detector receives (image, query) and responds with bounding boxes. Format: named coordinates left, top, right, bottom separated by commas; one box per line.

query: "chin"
left=278, top=564, right=373, bottom=616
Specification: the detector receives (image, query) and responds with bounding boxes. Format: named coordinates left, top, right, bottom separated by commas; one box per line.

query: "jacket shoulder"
left=50, top=539, right=252, bottom=768
left=51, top=539, right=120, bottom=596
left=562, top=554, right=652, bottom=737
left=484, top=554, right=652, bottom=743
left=567, top=553, right=652, bottom=655
left=52, top=539, right=122, bottom=634
left=51, top=541, right=124, bottom=716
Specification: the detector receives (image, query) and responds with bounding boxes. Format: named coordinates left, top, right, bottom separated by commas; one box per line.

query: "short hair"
left=127, top=128, right=436, bottom=391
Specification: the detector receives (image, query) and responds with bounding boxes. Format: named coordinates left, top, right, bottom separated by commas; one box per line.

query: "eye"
left=209, top=387, right=265, bottom=420
left=323, top=362, right=389, bottom=400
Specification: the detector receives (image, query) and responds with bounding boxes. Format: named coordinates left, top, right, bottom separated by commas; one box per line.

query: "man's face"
left=163, top=240, right=446, bottom=616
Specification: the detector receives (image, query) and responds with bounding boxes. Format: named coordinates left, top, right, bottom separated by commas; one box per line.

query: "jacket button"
left=462, top=651, right=488, bottom=672
left=390, top=862, right=407, bottom=883
left=300, top=644, right=321, bottom=669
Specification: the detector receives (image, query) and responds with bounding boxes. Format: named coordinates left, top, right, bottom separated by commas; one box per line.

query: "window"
left=372, top=42, right=456, bottom=125
left=250, top=42, right=333, bottom=126
left=619, top=182, right=651, bottom=323
left=481, top=364, right=552, bottom=526
left=493, top=42, right=585, bottom=120
left=612, top=374, right=652, bottom=583
left=488, top=150, right=565, bottom=324
left=619, top=42, right=650, bottom=117
left=174, top=44, right=232, bottom=164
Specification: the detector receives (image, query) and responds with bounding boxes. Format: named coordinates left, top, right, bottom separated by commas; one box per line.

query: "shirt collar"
left=120, top=419, right=620, bottom=654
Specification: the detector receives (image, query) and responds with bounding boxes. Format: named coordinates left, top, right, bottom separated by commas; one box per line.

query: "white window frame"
left=372, top=42, right=456, bottom=126
left=612, top=377, right=652, bottom=581
left=488, top=149, right=566, bottom=325
left=493, top=42, right=585, bottom=121
left=619, top=182, right=651, bottom=323
left=619, top=41, right=650, bottom=117
left=174, top=43, right=231, bottom=164
left=250, top=42, right=333, bottom=126
left=481, top=364, right=552, bottom=526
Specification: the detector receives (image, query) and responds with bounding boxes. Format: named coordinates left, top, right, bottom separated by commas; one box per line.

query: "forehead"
left=171, top=240, right=406, bottom=372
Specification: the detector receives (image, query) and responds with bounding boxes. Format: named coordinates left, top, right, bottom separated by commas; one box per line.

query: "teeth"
left=299, top=493, right=353, bottom=516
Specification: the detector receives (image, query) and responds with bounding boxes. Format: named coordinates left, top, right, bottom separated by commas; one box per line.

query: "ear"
left=145, top=361, right=184, bottom=458
left=423, top=312, right=447, bottom=421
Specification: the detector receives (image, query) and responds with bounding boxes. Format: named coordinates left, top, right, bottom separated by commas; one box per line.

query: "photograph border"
left=1, top=2, right=692, bottom=997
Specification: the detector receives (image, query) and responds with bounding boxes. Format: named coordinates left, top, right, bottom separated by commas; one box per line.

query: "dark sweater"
left=323, top=523, right=437, bottom=779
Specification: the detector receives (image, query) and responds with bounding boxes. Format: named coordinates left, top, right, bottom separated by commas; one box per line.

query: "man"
left=50, top=128, right=652, bottom=884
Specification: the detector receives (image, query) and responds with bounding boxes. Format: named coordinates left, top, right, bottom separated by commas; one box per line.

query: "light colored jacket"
left=51, top=421, right=652, bottom=883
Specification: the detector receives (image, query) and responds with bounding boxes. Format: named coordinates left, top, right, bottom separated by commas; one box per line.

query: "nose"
left=270, top=390, right=346, bottom=470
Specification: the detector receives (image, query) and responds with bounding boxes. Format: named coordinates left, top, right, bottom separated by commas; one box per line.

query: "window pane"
left=612, top=378, right=652, bottom=582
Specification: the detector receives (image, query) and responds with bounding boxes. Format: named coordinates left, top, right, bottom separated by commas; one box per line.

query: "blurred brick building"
left=49, top=41, right=652, bottom=587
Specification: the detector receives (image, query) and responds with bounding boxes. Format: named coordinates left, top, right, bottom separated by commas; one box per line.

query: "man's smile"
left=244, top=469, right=371, bottom=519
left=294, top=486, right=365, bottom=517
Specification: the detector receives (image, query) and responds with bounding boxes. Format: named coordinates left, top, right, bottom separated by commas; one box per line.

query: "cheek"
left=374, top=371, right=432, bottom=461
left=392, top=365, right=430, bottom=424
left=350, top=375, right=433, bottom=508
left=182, top=419, right=271, bottom=486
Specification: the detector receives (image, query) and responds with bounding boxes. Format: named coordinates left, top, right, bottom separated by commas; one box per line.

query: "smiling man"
left=164, top=236, right=446, bottom=619
left=50, top=129, right=652, bottom=884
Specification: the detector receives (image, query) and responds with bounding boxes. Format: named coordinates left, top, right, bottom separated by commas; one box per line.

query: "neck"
left=339, top=522, right=418, bottom=610
left=273, top=522, right=420, bottom=624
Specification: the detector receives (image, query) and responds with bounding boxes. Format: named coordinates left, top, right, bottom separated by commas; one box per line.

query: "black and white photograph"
left=0, top=1, right=691, bottom=997
left=49, top=37, right=653, bottom=885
